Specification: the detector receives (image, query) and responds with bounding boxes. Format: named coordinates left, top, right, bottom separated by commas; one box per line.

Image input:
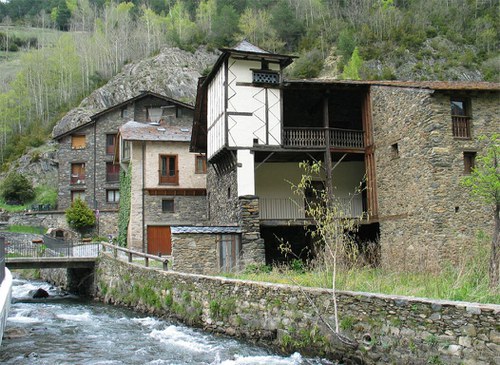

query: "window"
left=391, top=143, right=399, bottom=159
left=71, top=135, right=86, bottom=150
left=159, top=155, right=178, bottom=185
left=122, top=140, right=131, bottom=161
left=71, top=163, right=85, bottom=184
left=195, top=155, right=207, bottom=174
left=106, top=189, right=120, bottom=203
left=71, top=190, right=85, bottom=202
left=121, top=107, right=128, bottom=118
left=252, top=70, right=279, bottom=84
left=451, top=98, right=471, bottom=138
left=219, top=234, right=241, bottom=272
left=106, top=134, right=116, bottom=155
left=162, top=199, right=174, bottom=212
left=463, top=152, right=476, bottom=174
left=106, top=162, right=120, bottom=182
left=147, top=107, right=162, bottom=122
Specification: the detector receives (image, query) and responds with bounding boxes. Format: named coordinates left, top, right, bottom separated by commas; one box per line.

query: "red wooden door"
left=147, top=226, right=171, bottom=255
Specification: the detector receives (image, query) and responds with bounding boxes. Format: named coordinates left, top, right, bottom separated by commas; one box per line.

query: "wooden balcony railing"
left=259, top=196, right=364, bottom=220
left=283, top=128, right=364, bottom=149
left=452, top=116, right=471, bottom=139
left=70, top=174, right=85, bottom=185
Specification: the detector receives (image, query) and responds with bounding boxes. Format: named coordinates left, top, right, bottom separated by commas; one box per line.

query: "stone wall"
left=372, top=86, right=499, bottom=271
left=144, top=195, right=207, bottom=226
left=238, top=196, right=265, bottom=265
left=7, top=211, right=119, bottom=238
left=206, top=165, right=239, bottom=225
left=171, top=233, right=218, bottom=274
left=95, top=254, right=500, bottom=365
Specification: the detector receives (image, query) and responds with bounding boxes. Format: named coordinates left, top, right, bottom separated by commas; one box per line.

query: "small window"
left=106, top=162, right=120, bottom=182
left=162, top=199, right=174, bottom=212
left=391, top=143, right=399, bottom=159
left=195, top=155, right=207, bottom=174
left=106, top=134, right=116, bottom=155
left=71, top=135, right=86, bottom=150
left=463, top=152, right=476, bottom=174
left=219, top=234, right=241, bottom=272
left=121, top=107, right=128, bottom=118
left=252, top=70, right=279, bottom=84
left=147, top=107, right=163, bottom=122
left=159, top=155, right=178, bottom=185
left=451, top=98, right=471, bottom=139
left=122, top=140, right=131, bottom=161
left=106, top=189, right=120, bottom=203
left=71, top=190, right=85, bottom=202
left=176, top=107, right=183, bottom=118
left=71, top=163, right=85, bottom=185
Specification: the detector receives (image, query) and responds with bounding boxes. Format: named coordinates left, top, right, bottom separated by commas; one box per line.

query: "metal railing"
left=0, top=236, right=5, bottom=284
left=101, top=242, right=170, bottom=270
left=5, top=236, right=101, bottom=259
left=259, top=195, right=364, bottom=220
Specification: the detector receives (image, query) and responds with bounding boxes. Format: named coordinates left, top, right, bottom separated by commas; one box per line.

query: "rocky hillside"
left=52, top=46, right=217, bottom=138
left=3, top=46, right=217, bottom=189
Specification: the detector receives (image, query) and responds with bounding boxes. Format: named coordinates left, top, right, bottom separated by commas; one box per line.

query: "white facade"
left=207, top=57, right=282, bottom=160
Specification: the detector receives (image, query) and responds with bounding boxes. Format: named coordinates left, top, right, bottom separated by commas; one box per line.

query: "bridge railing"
left=0, top=237, right=5, bottom=284
left=5, top=237, right=101, bottom=260
left=101, top=242, right=170, bottom=271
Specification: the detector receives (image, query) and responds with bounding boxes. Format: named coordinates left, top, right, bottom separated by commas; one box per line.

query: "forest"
left=0, top=0, right=498, bottom=169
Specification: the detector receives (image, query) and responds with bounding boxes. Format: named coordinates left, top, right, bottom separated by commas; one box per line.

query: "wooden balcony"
left=283, top=128, right=364, bottom=149
left=259, top=196, right=364, bottom=220
left=452, top=116, right=471, bottom=139
left=70, top=174, right=85, bottom=185
left=159, top=170, right=179, bottom=185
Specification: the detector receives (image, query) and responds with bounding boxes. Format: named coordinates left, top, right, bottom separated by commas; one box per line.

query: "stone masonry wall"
left=206, top=165, right=239, bottom=225
left=171, top=233, right=219, bottom=274
left=144, top=195, right=207, bottom=227
left=7, top=211, right=119, bottom=238
left=238, top=196, right=265, bottom=266
left=372, top=86, right=499, bottom=271
left=95, top=254, right=500, bottom=365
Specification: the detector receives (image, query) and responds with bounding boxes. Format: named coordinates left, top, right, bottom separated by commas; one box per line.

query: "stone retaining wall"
left=94, top=254, right=500, bottom=365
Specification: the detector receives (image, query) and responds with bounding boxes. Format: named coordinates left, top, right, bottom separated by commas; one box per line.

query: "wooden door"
left=147, top=226, right=171, bottom=255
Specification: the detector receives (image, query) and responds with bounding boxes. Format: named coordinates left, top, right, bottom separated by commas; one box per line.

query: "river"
left=0, top=278, right=329, bottom=365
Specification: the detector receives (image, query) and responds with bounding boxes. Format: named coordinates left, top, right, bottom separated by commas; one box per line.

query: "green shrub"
left=288, top=49, right=324, bottom=79
left=65, top=198, right=95, bottom=233
left=0, top=172, right=35, bottom=204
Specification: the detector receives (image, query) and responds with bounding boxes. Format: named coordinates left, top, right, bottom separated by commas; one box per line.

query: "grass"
left=224, top=236, right=499, bottom=304
left=3, top=224, right=45, bottom=234
left=0, top=185, right=57, bottom=212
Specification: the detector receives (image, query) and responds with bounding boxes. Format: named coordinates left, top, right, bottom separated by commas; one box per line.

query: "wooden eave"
left=145, top=188, right=207, bottom=196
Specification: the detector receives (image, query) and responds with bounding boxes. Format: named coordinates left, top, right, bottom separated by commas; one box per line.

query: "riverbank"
left=42, top=253, right=500, bottom=365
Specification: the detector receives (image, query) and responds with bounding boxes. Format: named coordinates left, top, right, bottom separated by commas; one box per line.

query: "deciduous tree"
left=462, top=134, right=500, bottom=290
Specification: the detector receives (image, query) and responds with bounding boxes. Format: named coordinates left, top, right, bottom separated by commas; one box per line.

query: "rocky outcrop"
left=52, top=46, right=217, bottom=138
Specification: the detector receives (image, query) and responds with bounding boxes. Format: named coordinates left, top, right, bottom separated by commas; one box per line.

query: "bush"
left=288, top=49, right=324, bottom=79
left=65, top=198, right=96, bottom=233
left=0, top=172, right=35, bottom=204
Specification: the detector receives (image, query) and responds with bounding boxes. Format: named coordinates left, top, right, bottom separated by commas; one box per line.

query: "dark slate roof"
left=120, top=120, right=192, bottom=142
left=53, top=91, right=194, bottom=139
left=171, top=226, right=242, bottom=234
left=284, top=79, right=500, bottom=91
left=231, top=40, right=269, bottom=54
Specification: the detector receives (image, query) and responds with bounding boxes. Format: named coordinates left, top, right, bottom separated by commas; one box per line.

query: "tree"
left=342, top=46, right=363, bottom=80
left=55, top=0, right=72, bottom=31
left=0, top=172, right=35, bottom=204
left=65, top=198, right=96, bottom=234
left=462, top=134, right=500, bottom=290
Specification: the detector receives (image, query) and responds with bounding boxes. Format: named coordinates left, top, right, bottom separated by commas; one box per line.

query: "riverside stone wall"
left=171, top=233, right=218, bottom=274
left=372, top=86, right=499, bottom=271
left=95, top=254, right=500, bottom=365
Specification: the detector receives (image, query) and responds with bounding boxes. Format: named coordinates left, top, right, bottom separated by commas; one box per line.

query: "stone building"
left=188, top=40, right=499, bottom=273
left=117, top=117, right=207, bottom=254
left=53, top=91, right=196, bottom=236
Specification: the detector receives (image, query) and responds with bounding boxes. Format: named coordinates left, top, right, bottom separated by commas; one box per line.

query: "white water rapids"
left=0, top=278, right=332, bottom=365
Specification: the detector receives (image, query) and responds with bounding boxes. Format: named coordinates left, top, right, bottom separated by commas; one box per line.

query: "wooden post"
left=163, top=259, right=169, bottom=271
left=324, top=93, right=334, bottom=202
left=145, top=257, right=149, bottom=267
left=128, top=252, right=132, bottom=263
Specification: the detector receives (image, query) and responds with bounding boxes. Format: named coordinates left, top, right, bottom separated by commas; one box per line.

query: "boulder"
left=30, top=288, right=49, bottom=299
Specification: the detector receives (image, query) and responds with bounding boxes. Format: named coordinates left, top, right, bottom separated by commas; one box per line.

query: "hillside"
left=0, top=45, right=216, bottom=199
